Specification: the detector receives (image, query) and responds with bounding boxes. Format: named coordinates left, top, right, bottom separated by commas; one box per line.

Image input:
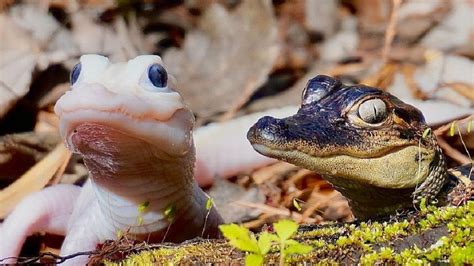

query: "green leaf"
left=245, top=254, right=263, bottom=266
left=206, top=197, right=213, bottom=210
left=274, top=219, right=298, bottom=241
left=219, top=224, right=259, bottom=253
left=284, top=239, right=313, bottom=255
left=257, top=232, right=274, bottom=255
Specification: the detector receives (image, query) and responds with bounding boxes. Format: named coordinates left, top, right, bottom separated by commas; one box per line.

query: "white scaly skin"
left=55, top=55, right=224, bottom=264
left=1, top=55, right=223, bottom=264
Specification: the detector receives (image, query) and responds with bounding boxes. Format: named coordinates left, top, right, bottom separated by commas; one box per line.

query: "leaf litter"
left=0, top=0, right=472, bottom=263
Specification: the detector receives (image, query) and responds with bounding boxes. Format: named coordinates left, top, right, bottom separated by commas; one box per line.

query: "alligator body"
left=248, top=75, right=472, bottom=219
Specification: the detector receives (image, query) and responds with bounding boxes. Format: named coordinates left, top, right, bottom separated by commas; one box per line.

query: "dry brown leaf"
left=396, top=0, right=450, bottom=44
left=0, top=3, right=77, bottom=118
left=35, top=111, right=60, bottom=133
left=251, top=161, right=299, bottom=185
left=0, top=144, right=70, bottom=218
left=70, top=10, right=150, bottom=62
left=361, top=63, right=398, bottom=89
left=400, top=64, right=430, bottom=100
left=208, top=179, right=265, bottom=223
left=434, top=115, right=474, bottom=136
left=164, top=0, right=279, bottom=119
left=436, top=136, right=471, bottom=165
left=233, top=201, right=317, bottom=224
left=0, top=14, right=38, bottom=117
left=438, top=82, right=474, bottom=102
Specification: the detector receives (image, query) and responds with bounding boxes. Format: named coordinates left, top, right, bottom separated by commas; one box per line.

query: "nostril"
left=249, top=116, right=286, bottom=142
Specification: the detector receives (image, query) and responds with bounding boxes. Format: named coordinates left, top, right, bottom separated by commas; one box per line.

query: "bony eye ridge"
left=358, top=98, right=387, bottom=124
left=148, top=63, right=168, bottom=88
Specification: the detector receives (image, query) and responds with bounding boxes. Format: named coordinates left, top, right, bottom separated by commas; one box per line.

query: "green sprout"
left=163, top=204, right=176, bottom=221
left=137, top=201, right=150, bottom=225
left=219, top=219, right=312, bottom=266
left=206, top=197, right=214, bottom=210
left=449, top=122, right=456, bottom=137
left=422, top=128, right=431, bottom=139
left=292, top=198, right=303, bottom=211
left=202, top=196, right=215, bottom=237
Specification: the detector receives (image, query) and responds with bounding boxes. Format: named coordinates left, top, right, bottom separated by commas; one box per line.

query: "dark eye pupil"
left=70, top=63, right=81, bottom=85
left=148, top=64, right=168, bottom=88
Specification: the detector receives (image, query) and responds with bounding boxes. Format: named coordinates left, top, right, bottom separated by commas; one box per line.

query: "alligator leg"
left=0, top=184, right=80, bottom=263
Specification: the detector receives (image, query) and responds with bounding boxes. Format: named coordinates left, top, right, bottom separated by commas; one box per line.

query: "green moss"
left=102, top=201, right=473, bottom=265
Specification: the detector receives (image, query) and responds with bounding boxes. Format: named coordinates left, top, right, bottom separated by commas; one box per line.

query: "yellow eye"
left=358, top=98, right=387, bottom=124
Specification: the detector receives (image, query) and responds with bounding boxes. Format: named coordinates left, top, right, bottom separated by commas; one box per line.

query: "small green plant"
left=219, top=219, right=312, bottom=266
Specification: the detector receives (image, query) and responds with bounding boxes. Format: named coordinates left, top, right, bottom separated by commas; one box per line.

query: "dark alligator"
left=248, top=75, right=472, bottom=219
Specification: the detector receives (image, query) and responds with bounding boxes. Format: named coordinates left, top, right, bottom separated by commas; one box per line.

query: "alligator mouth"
left=248, top=122, right=412, bottom=161
left=251, top=140, right=432, bottom=190
left=55, top=84, right=194, bottom=157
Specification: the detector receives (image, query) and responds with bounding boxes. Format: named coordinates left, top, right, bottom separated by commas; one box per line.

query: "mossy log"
left=94, top=201, right=473, bottom=265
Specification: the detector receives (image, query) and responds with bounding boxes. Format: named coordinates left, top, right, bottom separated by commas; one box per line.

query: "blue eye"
left=70, top=63, right=81, bottom=85
left=148, top=64, right=168, bottom=88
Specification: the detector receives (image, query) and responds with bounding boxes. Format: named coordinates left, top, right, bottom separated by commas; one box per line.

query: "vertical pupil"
left=70, top=63, right=81, bottom=85
left=148, top=64, right=168, bottom=88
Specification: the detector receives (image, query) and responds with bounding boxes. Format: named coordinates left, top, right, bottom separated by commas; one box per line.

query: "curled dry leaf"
left=0, top=14, right=37, bottom=118
left=0, top=4, right=76, bottom=118
left=70, top=12, right=142, bottom=62
left=396, top=0, right=450, bottom=44
left=208, top=179, right=265, bottom=223
left=164, top=0, right=279, bottom=119
left=415, top=54, right=474, bottom=107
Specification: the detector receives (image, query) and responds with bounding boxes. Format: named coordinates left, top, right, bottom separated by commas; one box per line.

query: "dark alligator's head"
left=248, top=75, right=447, bottom=219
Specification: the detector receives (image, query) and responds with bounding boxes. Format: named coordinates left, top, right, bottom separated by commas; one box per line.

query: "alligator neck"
left=325, top=139, right=449, bottom=219
left=71, top=124, right=223, bottom=242
left=412, top=138, right=449, bottom=204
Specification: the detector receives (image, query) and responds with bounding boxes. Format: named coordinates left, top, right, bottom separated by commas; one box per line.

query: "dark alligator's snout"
left=247, top=116, right=287, bottom=145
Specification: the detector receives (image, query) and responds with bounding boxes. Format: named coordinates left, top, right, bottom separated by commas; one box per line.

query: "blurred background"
left=0, top=0, right=473, bottom=257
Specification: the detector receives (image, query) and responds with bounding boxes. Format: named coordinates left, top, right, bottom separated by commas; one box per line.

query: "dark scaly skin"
left=248, top=75, right=472, bottom=219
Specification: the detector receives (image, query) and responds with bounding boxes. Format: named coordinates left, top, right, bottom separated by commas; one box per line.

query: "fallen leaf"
left=0, top=132, right=60, bottom=187
left=0, top=3, right=76, bottom=118
left=422, top=0, right=474, bottom=51
left=0, top=14, right=37, bottom=117
left=0, top=143, right=70, bottom=218
left=208, top=179, right=265, bottom=223
left=164, top=0, right=279, bottom=119
left=414, top=54, right=474, bottom=107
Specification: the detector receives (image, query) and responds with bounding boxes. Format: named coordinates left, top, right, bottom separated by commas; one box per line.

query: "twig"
left=0, top=250, right=98, bottom=264
left=436, top=136, right=471, bottom=165
left=434, top=115, right=473, bottom=136
left=232, top=201, right=317, bottom=223
left=381, top=0, right=402, bottom=65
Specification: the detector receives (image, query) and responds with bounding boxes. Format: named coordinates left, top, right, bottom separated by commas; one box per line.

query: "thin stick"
left=381, top=0, right=402, bottom=65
